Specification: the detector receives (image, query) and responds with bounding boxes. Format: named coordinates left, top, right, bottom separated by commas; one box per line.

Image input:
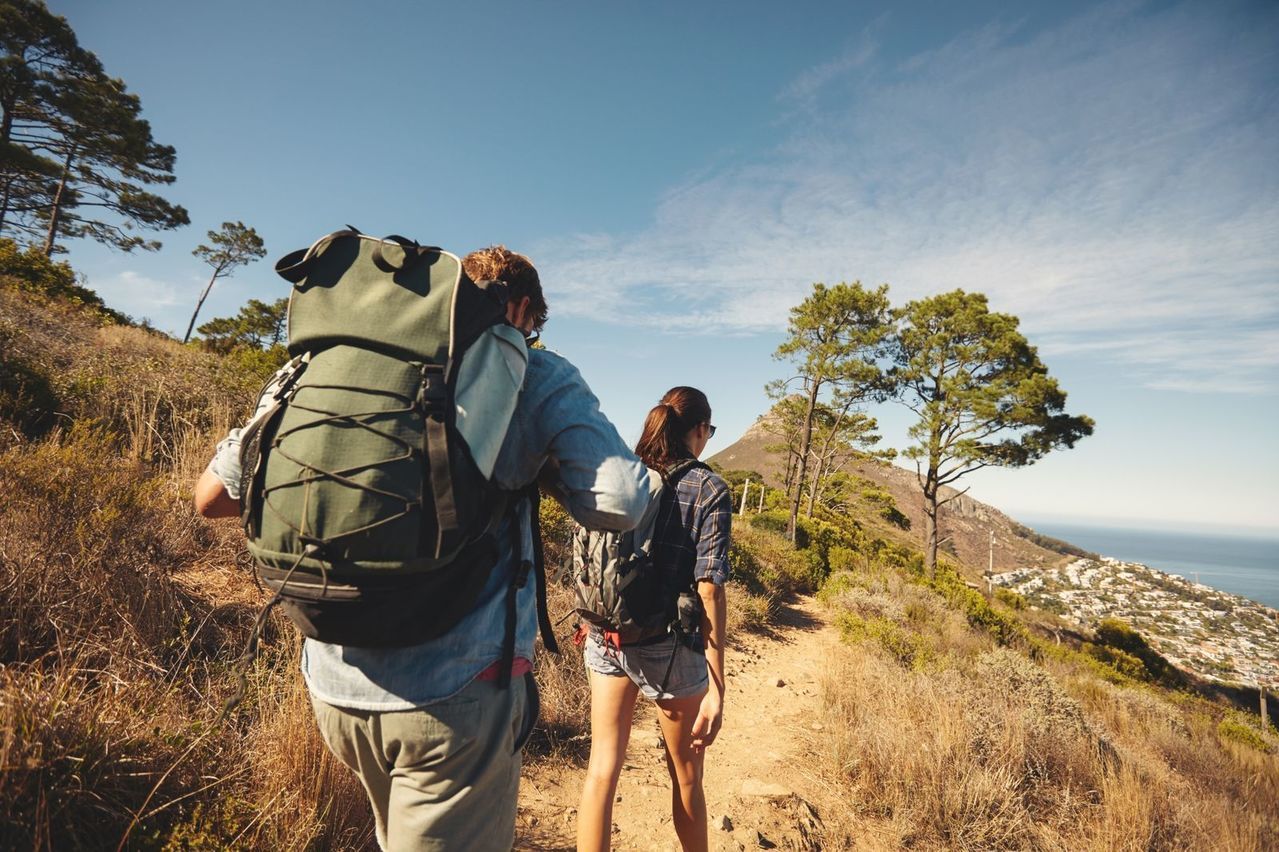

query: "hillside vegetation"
left=2, top=265, right=1276, bottom=849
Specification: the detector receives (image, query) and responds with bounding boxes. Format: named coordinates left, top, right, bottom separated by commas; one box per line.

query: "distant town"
left=993, top=557, right=1279, bottom=688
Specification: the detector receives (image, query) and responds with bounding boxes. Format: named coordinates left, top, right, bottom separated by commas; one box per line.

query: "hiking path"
left=516, top=594, right=840, bottom=851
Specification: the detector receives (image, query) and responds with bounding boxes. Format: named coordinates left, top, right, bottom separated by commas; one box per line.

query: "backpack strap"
left=498, top=486, right=561, bottom=689
left=660, top=457, right=709, bottom=486
left=499, top=508, right=528, bottom=689
left=529, top=485, right=559, bottom=655
left=418, top=364, right=458, bottom=557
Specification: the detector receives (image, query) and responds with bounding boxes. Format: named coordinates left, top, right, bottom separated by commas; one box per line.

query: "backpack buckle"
left=271, top=353, right=310, bottom=402
left=417, top=365, right=448, bottom=412
left=513, top=558, right=533, bottom=589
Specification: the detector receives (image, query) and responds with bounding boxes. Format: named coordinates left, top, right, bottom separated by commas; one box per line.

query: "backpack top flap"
left=452, top=323, right=527, bottom=478
left=278, top=231, right=462, bottom=363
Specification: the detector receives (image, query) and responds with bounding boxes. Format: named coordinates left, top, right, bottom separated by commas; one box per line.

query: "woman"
left=577, top=386, right=731, bottom=852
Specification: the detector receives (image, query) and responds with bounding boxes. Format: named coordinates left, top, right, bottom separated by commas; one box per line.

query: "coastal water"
left=1021, top=520, right=1279, bottom=610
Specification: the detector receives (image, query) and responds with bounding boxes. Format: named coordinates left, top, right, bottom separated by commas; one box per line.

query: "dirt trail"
left=516, top=595, right=841, bottom=851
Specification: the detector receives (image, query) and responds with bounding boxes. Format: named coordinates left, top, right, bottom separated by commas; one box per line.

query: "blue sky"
left=44, top=0, right=1279, bottom=533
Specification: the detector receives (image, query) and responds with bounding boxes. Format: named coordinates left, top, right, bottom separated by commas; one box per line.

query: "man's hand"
left=690, top=689, right=723, bottom=753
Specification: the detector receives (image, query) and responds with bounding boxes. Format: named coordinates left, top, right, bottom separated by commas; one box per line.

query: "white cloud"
left=537, top=1, right=1279, bottom=393
left=90, top=270, right=186, bottom=322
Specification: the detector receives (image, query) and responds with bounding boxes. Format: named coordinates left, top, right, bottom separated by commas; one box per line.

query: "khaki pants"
left=312, top=674, right=537, bottom=852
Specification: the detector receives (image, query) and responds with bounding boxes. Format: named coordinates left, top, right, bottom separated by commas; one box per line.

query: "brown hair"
left=461, top=245, right=548, bottom=331
left=635, top=386, right=711, bottom=471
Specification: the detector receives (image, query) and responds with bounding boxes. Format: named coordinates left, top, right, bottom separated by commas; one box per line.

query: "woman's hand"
left=690, top=689, right=723, bottom=753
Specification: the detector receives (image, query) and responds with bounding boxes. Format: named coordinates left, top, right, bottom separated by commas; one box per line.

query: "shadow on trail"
left=772, top=594, right=822, bottom=632
left=733, top=593, right=824, bottom=645
left=512, top=831, right=575, bottom=852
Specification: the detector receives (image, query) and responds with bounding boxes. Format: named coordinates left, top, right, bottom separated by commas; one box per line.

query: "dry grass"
left=0, top=284, right=373, bottom=849
left=7, top=282, right=1276, bottom=850
left=812, top=566, right=1279, bottom=851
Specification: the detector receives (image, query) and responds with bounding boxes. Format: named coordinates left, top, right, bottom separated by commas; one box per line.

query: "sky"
left=37, top=0, right=1279, bottom=534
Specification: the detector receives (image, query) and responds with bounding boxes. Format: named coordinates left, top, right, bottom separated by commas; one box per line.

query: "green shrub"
left=0, top=238, right=128, bottom=323
left=1218, top=714, right=1271, bottom=753
left=1028, top=635, right=1137, bottom=686
left=730, top=525, right=804, bottom=595
left=1093, top=617, right=1177, bottom=684
left=225, top=343, right=291, bottom=385
left=828, top=545, right=859, bottom=574
left=816, top=571, right=860, bottom=606
left=994, top=587, right=1026, bottom=610
left=0, top=328, right=61, bottom=439
left=1082, top=642, right=1150, bottom=682
left=749, top=510, right=793, bottom=540
left=836, top=612, right=932, bottom=669
left=921, top=563, right=1023, bottom=646
left=538, top=496, right=576, bottom=569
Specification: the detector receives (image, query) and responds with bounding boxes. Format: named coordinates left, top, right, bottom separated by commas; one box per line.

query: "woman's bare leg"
left=655, top=692, right=709, bottom=852
left=577, top=671, right=641, bottom=852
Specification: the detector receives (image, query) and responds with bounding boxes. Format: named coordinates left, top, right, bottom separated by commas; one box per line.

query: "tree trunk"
left=923, top=476, right=939, bottom=579
left=783, top=448, right=796, bottom=500
left=183, top=269, right=220, bottom=344
left=788, top=379, right=820, bottom=543
left=806, top=452, right=827, bottom=518
left=1, top=95, right=19, bottom=232
left=0, top=174, right=12, bottom=235
left=41, top=150, right=75, bottom=256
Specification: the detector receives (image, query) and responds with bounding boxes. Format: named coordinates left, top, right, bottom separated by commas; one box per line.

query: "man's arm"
left=194, top=425, right=250, bottom=518
left=195, top=467, right=240, bottom=518
left=506, top=351, right=649, bottom=531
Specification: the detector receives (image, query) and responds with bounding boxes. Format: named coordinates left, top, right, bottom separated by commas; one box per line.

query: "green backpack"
left=236, top=228, right=552, bottom=664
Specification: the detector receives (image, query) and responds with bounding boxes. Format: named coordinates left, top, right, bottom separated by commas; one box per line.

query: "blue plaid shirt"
left=653, top=462, right=732, bottom=589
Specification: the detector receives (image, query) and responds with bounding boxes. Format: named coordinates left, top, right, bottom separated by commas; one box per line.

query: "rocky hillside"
left=710, top=411, right=1088, bottom=574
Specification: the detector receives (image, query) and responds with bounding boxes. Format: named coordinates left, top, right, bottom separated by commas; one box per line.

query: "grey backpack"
left=572, top=459, right=706, bottom=645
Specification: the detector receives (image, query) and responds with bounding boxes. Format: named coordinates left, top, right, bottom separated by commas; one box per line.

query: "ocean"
left=1020, top=520, right=1279, bottom=610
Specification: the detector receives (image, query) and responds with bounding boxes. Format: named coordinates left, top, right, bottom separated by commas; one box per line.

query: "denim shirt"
left=208, top=347, right=649, bottom=711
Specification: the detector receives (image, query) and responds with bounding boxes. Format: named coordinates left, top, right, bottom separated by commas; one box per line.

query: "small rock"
left=716, top=814, right=734, bottom=831
left=615, top=794, right=623, bottom=803
left=810, top=722, right=824, bottom=731
left=741, top=779, right=791, bottom=798
left=755, top=830, right=777, bottom=849
left=774, top=677, right=786, bottom=687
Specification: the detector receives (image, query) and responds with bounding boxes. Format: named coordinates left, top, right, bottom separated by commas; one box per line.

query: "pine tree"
left=887, top=290, right=1094, bottom=577
left=196, top=297, right=287, bottom=353
left=0, top=0, right=187, bottom=254
left=772, top=282, right=892, bottom=542
left=184, top=222, right=267, bottom=344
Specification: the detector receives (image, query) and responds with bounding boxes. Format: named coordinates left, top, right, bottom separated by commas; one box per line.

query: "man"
left=195, top=245, right=649, bottom=850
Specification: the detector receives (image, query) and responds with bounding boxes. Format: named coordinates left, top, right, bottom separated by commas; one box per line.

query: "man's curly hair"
left=461, top=245, right=548, bottom=332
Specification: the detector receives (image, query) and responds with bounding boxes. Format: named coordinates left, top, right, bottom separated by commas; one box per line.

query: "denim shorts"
left=583, top=631, right=708, bottom=701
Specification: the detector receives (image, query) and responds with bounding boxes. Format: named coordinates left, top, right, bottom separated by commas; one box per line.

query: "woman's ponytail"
left=635, top=386, right=711, bottom=472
